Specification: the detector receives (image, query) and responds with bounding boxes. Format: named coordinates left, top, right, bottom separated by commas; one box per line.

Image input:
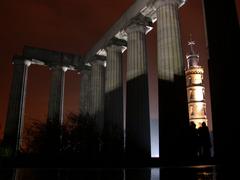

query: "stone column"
left=155, top=0, right=185, bottom=81
left=155, top=0, right=188, bottom=160
left=125, top=22, right=152, bottom=158
left=80, top=69, right=91, bottom=115
left=90, top=61, right=105, bottom=134
left=3, top=56, right=31, bottom=154
left=47, top=66, right=67, bottom=125
left=103, top=45, right=124, bottom=155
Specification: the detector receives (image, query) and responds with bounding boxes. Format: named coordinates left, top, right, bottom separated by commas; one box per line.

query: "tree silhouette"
left=61, top=113, right=100, bottom=158
left=21, top=113, right=100, bottom=158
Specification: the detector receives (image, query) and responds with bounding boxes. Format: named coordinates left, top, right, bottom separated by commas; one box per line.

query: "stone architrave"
left=48, top=66, right=67, bottom=126
left=3, top=57, right=31, bottom=154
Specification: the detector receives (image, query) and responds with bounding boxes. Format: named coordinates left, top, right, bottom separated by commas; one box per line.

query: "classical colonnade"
left=3, top=0, right=187, bottom=158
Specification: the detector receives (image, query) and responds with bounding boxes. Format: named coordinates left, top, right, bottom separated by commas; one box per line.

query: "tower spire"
left=186, top=35, right=199, bottom=69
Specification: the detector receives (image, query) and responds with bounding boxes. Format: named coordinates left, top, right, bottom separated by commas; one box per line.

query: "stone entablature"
left=23, top=46, right=83, bottom=71
left=85, top=0, right=186, bottom=64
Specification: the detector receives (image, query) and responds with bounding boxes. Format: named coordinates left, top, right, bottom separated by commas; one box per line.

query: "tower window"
left=190, top=105, right=194, bottom=116
left=188, top=77, right=191, bottom=86
left=202, top=89, right=205, bottom=100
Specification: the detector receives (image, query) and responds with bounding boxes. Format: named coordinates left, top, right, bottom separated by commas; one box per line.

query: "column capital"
left=106, top=44, right=123, bottom=53
left=91, top=60, right=105, bottom=67
left=108, top=37, right=127, bottom=47
left=126, top=14, right=152, bottom=34
left=151, top=0, right=186, bottom=9
left=106, top=37, right=127, bottom=53
left=80, top=69, right=91, bottom=76
left=90, top=55, right=106, bottom=67
left=12, top=56, right=32, bottom=67
left=115, top=30, right=128, bottom=41
left=62, top=66, right=68, bottom=72
left=126, top=23, right=147, bottom=34
left=49, top=65, right=68, bottom=72
left=24, top=60, right=31, bottom=67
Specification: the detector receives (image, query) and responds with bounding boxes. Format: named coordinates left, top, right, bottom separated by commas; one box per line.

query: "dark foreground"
left=0, top=165, right=239, bottom=180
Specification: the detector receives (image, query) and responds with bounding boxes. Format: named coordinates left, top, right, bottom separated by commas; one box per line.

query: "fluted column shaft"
left=105, top=45, right=123, bottom=93
left=126, top=23, right=152, bottom=158
left=3, top=57, right=31, bottom=154
left=155, top=0, right=188, bottom=160
left=156, top=0, right=184, bottom=81
left=127, top=24, right=147, bottom=80
left=105, top=45, right=123, bottom=127
left=104, top=45, right=124, bottom=154
left=90, top=62, right=105, bottom=133
left=80, top=70, right=91, bottom=114
left=48, top=66, right=66, bottom=125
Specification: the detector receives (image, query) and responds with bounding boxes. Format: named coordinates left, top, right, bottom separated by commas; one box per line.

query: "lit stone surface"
left=186, top=68, right=204, bottom=86
left=188, top=102, right=207, bottom=128
left=155, top=0, right=184, bottom=80
left=126, top=21, right=158, bottom=158
left=153, top=0, right=186, bottom=8
left=85, top=0, right=153, bottom=62
left=126, top=23, right=148, bottom=80
left=85, top=0, right=186, bottom=63
left=185, top=41, right=208, bottom=128
left=104, top=45, right=124, bottom=153
left=187, top=86, right=205, bottom=102
left=105, top=45, right=123, bottom=93
left=155, top=0, right=187, bottom=160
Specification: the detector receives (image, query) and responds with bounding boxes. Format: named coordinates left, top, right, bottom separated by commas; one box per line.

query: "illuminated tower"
left=185, top=40, right=207, bottom=128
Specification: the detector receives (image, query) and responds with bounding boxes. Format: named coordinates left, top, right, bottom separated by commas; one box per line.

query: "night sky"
left=0, top=0, right=239, bottom=139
